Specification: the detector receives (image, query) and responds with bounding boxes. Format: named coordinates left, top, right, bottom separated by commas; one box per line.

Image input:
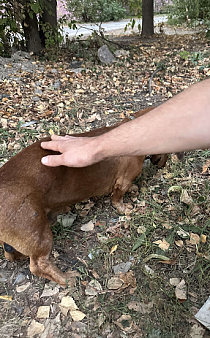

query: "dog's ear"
left=3, top=243, right=16, bottom=253
left=150, top=154, right=168, bottom=168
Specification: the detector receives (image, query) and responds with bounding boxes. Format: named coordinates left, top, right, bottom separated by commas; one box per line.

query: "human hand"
left=41, top=134, right=100, bottom=167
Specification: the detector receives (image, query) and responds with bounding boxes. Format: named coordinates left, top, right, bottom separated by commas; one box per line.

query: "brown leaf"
left=160, top=258, right=177, bottom=265
left=115, top=314, right=133, bottom=332
left=175, top=279, right=187, bottom=303
left=153, top=239, right=170, bottom=251
left=202, top=159, right=210, bottom=173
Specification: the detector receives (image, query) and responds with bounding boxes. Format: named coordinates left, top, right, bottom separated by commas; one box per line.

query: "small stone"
left=51, top=68, right=57, bottom=74
left=34, top=88, right=42, bottom=95
left=53, top=80, right=60, bottom=89
left=114, top=49, right=130, bottom=57
left=0, top=269, right=12, bottom=282
left=113, top=262, right=132, bottom=274
left=98, top=45, right=115, bottom=64
left=32, top=96, right=40, bottom=102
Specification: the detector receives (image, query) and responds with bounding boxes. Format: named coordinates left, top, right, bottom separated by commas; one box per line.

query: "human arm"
left=41, top=78, right=210, bottom=167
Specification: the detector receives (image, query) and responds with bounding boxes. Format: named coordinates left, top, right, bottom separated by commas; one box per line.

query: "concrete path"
left=63, top=15, right=168, bottom=38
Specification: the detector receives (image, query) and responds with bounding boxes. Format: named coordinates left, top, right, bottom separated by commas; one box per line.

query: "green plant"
left=124, top=0, right=142, bottom=33
left=125, top=18, right=141, bottom=33
left=180, top=50, right=190, bottom=61
left=168, top=0, right=210, bottom=26
left=190, top=51, right=203, bottom=64
left=41, top=21, right=63, bottom=49
left=0, top=1, right=23, bottom=56
left=66, top=0, right=126, bottom=23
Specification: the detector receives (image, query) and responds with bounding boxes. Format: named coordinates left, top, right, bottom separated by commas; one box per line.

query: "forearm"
left=96, top=78, right=210, bottom=160
left=41, top=78, right=210, bottom=167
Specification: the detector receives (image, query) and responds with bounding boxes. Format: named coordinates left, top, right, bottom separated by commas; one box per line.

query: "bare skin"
left=41, top=78, right=210, bottom=167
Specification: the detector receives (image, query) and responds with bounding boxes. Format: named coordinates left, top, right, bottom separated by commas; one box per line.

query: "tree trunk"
left=40, top=0, right=57, bottom=47
left=23, top=11, right=42, bottom=53
left=142, top=0, right=154, bottom=36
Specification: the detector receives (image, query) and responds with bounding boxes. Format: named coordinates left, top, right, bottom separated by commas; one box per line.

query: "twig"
left=149, top=67, right=163, bottom=95
left=70, top=23, right=125, bottom=49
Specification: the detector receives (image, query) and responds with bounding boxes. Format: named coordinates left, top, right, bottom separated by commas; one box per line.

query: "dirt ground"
left=0, top=28, right=210, bottom=338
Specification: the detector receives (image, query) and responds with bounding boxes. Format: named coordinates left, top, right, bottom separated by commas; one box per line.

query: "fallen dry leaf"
left=153, top=238, right=170, bottom=251
left=137, top=225, right=147, bottom=234
left=110, top=244, right=118, bottom=255
left=60, top=296, right=78, bottom=310
left=170, top=278, right=181, bottom=286
left=175, top=239, right=184, bottom=247
left=115, top=314, right=133, bottom=332
left=90, top=270, right=100, bottom=279
left=160, top=258, right=177, bottom=265
left=201, top=234, right=207, bottom=243
left=127, top=300, right=153, bottom=314
left=180, top=189, right=193, bottom=205
left=190, top=324, right=205, bottom=338
left=107, top=277, right=123, bottom=290
left=16, top=282, right=31, bottom=293
left=189, top=233, right=200, bottom=245
left=0, top=295, right=12, bottom=301
left=27, top=320, right=45, bottom=337
left=41, top=285, right=59, bottom=298
left=201, top=159, right=210, bottom=174
left=85, top=279, right=102, bottom=295
left=37, top=306, right=50, bottom=319
left=175, top=279, right=187, bottom=303
left=81, top=220, right=94, bottom=232
left=162, top=222, right=172, bottom=229
left=70, top=310, right=86, bottom=321
left=153, top=193, right=165, bottom=204
left=117, top=270, right=137, bottom=292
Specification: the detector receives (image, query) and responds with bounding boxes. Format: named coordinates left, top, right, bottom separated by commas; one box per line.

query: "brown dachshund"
left=0, top=107, right=167, bottom=286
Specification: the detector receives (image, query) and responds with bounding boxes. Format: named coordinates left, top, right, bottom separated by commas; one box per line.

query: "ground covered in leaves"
left=0, top=31, right=210, bottom=337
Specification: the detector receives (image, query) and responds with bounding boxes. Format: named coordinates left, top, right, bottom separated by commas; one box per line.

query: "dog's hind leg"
left=0, top=241, right=26, bottom=261
left=0, top=195, right=72, bottom=287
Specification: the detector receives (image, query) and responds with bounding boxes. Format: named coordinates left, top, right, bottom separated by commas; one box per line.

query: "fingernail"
left=41, top=156, right=48, bottom=165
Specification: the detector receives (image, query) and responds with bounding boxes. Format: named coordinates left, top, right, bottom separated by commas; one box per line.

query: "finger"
left=41, top=154, right=64, bottom=167
left=41, top=141, right=61, bottom=151
left=51, top=134, right=68, bottom=141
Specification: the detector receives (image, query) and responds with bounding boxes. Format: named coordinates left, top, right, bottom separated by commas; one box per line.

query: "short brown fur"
left=0, top=107, right=167, bottom=286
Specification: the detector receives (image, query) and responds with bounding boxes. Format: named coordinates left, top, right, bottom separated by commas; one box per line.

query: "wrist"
left=90, top=135, right=107, bottom=164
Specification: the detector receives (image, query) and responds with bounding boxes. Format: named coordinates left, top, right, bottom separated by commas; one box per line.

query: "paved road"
left=63, top=15, right=168, bottom=38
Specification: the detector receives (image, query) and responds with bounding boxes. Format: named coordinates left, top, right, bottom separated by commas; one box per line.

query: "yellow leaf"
left=110, top=244, right=118, bottom=255
left=0, top=295, right=12, bottom=301
left=201, top=234, right=207, bottom=243
left=49, top=129, right=54, bottom=136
